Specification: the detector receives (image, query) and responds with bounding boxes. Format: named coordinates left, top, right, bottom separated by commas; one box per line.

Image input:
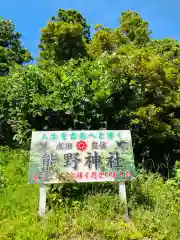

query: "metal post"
left=39, top=184, right=46, bottom=217
left=119, top=182, right=129, bottom=221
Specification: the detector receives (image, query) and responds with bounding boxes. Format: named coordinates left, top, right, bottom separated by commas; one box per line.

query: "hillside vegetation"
left=0, top=9, right=180, bottom=239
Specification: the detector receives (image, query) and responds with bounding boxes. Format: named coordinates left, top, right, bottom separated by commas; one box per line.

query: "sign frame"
left=28, top=130, right=135, bottom=220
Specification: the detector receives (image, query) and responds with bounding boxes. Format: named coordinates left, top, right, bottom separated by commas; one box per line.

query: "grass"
left=0, top=147, right=180, bottom=239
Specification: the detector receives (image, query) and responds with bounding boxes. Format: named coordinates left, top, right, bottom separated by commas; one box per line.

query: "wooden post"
left=119, top=182, right=129, bottom=221
left=39, top=184, right=46, bottom=217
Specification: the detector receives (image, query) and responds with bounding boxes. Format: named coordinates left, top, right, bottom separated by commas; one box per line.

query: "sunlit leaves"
left=0, top=18, right=32, bottom=76
left=38, top=9, right=89, bottom=64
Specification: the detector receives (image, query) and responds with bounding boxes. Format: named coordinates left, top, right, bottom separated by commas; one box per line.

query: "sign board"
left=29, top=130, right=136, bottom=184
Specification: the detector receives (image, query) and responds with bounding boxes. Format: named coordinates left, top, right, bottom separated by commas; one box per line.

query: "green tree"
left=88, top=11, right=151, bottom=58
left=119, top=10, right=152, bottom=45
left=88, top=25, right=116, bottom=58
left=54, top=9, right=90, bottom=42
left=0, top=17, right=32, bottom=76
left=38, top=9, right=90, bottom=64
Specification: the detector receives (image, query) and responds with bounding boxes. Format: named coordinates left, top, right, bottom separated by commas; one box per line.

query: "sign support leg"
left=39, top=184, right=46, bottom=217
left=119, top=182, right=129, bottom=221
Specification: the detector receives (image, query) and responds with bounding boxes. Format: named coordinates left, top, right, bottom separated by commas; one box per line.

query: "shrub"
left=128, top=173, right=180, bottom=240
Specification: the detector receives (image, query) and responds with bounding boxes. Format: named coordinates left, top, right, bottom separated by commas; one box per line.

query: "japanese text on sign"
left=29, top=130, right=136, bottom=184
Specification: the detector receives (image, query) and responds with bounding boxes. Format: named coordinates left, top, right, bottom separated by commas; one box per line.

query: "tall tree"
left=88, top=25, right=116, bottom=58
left=0, top=17, right=32, bottom=76
left=88, top=11, right=151, bottom=58
left=38, top=9, right=90, bottom=64
left=54, top=9, right=90, bottom=43
left=119, top=10, right=152, bottom=45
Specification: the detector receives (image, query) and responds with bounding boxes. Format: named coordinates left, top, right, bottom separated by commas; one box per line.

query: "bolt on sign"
left=28, top=130, right=136, bottom=184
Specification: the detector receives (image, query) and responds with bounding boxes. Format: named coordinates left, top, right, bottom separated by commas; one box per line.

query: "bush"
left=128, top=173, right=180, bottom=239
left=47, top=182, right=118, bottom=208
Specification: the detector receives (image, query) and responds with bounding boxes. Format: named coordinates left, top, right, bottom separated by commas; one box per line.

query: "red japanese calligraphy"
left=91, top=172, right=97, bottom=179
left=85, top=172, right=89, bottom=179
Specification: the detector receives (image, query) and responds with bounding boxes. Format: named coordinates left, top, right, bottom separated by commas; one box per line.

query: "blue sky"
left=1, top=0, right=180, bottom=59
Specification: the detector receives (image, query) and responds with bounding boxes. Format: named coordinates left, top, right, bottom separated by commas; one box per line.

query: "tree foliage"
left=38, top=9, right=89, bottom=64
left=1, top=10, right=180, bottom=177
left=54, top=9, right=91, bottom=42
left=119, top=10, right=151, bottom=45
left=88, top=10, right=151, bottom=58
left=0, top=17, right=32, bottom=76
